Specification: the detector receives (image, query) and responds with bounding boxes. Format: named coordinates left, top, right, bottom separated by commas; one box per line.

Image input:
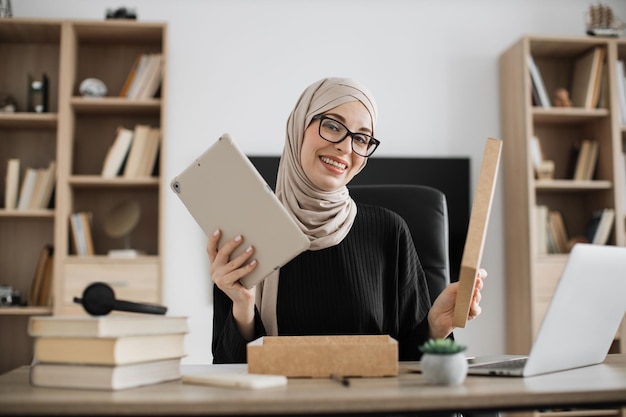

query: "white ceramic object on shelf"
left=79, top=78, right=107, bottom=98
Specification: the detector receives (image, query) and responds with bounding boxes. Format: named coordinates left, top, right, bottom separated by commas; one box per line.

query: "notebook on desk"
left=170, top=133, right=310, bottom=289
left=468, top=243, right=626, bottom=377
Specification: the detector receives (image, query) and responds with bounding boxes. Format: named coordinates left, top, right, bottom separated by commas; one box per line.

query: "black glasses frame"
left=311, top=114, right=380, bottom=157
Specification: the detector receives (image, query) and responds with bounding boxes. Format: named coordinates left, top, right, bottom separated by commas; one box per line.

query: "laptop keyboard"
left=472, top=357, right=528, bottom=370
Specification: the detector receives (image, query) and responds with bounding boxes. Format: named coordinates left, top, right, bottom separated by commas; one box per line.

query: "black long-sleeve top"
left=212, top=203, right=432, bottom=363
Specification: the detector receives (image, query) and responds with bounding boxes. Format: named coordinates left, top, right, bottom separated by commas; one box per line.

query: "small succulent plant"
left=419, top=338, right=467, bottom=354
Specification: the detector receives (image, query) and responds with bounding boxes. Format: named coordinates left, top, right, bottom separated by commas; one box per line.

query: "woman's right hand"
left=206, top=229, right=258, bottom=339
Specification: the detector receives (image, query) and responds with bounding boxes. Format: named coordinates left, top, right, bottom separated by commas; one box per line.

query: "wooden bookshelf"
left=0, top=18, right=166, bottom=374
left=500, top=35, right=626, bottom=417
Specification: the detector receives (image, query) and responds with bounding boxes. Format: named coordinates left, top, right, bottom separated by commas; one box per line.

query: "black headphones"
left=73, top=282, right=167, bottom=316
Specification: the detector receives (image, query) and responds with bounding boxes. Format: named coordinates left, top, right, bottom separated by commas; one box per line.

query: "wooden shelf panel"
left=69, top=175, right=159, bottom=188
left=532, top=108, right=610, bottom=124
left=0, top=113, right=58, bottom=129
left=0, top=210, right=55, bottom=218
left=535, top=179, right=612, bottom=191
left=0, top=19, right=61, bottom=43
left=0, top=307, right=52, bottom=316
left=72, top=20, right=165, bottom=44
left=70, top=97, right=161, bottom=115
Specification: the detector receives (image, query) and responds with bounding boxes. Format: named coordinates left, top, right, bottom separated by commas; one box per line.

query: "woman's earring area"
left=73, top=282, right=167, bottom=316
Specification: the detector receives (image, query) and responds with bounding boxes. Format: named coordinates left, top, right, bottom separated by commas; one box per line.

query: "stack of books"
left=28, top=315, right=188, bottom=390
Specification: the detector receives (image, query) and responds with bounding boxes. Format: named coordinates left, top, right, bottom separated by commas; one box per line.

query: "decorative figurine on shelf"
left=586, top=3, right=624, bottom=37
left=79, top=78, right=108, bottom=98
left=553, top=88, right=572, bottom=107
left=0, top=94, right=17, bottom=112
left=104, top=199, right=144, bottom=258
left=105, top=7, right=137, bottom=20
left=27, top=73, right=48, bottom=113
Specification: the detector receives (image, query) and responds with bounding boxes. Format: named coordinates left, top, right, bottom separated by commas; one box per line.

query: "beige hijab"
left=256, top=77, right=378, bottom=335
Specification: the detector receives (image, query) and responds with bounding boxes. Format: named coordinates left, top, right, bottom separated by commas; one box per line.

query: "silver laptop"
left=170, top=134, right=310, bottom=289
left=468, top=243, right=626, bottom=377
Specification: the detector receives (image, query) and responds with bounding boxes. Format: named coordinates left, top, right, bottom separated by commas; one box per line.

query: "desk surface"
left=1, top=355, right=626, bottom=416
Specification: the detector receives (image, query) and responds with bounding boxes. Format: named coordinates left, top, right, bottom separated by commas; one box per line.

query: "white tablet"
left=170, top=134, right=310, bottom=289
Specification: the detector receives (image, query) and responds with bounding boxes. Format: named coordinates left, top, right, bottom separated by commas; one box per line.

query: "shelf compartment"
left=69, top=187, right=159, bottom=256
left=72, top=21, right=164, bottom=99
left=71, top=113, right=160, bottom=176
left=0, top=217, right=53, bottom=296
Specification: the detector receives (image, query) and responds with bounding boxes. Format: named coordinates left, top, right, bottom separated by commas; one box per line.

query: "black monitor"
left=249, top=156, right=470, bottom=282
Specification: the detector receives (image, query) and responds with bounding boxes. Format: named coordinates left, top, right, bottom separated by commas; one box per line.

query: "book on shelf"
left=535, top=205, right=549, bottom=255
left=118, top=54, right=143, bottom=97
left=583, top=140, right=599, bottom=180
left=121, top=54, right=150, bottom=99
left=570, top=46, right=605, bottom=109
left=573, top=139, right=598, bottom=181
left=28, top=244, right=54, bottom=307
left=527, top=54, right=551, bottom=108
left=123, top=124, right=151, bottom=178
left=29, top=357, right=181, bottom=391
left=28, top=315, right=189, bottom=338
left=623, top=153, right=626, bottom=209
left=590, top=50, right=606, bottom=109
left=16, top=167, right=38, bottom=210
left=136, top=127, right=161, bottom=177
left=33, top=333, right=186, bottom=365
left=29, top=160, right=56, bottom=209
left=101, top=127, right=134, bottom=178
left=548, top=210, right=569, bottom=254
left=69, top=211, right=95, bottom=256
left=27, top=168, right=47, bottom=210
left=617, top=60, right=626, bottom=125
left=586, top=208, right=615, bottom=245
left=121, top=53, right=163, bottom=100
left=4, top=158, right=20, bottom=209
left=135, top=54, right=163, bottom=100
left=529, top=136, right=543, bottom=172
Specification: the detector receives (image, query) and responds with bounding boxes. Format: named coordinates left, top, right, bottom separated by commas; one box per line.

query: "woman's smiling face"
left=300, top=100, right=372, bottom=192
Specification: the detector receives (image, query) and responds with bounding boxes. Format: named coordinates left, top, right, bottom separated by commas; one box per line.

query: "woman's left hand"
left=427, top=268, right=488, bottom=339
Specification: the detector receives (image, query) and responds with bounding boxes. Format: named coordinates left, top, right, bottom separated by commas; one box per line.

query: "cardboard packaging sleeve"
left=246, top=335, right=398, bottom=378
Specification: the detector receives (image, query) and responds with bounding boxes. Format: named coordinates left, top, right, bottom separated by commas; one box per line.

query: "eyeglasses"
left=311, top=114, right=380, bottom=157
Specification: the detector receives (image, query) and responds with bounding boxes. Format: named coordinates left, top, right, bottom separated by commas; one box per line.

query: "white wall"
left=15, top=0, right=626, bottom=364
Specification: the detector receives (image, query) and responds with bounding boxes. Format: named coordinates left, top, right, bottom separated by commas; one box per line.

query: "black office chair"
left=350, top=184, right=498, bottom=417
left=349, top=184, right=450, bottom=305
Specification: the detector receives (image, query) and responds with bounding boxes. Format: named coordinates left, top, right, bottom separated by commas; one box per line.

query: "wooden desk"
left=1, top=355, right=626, bottom=416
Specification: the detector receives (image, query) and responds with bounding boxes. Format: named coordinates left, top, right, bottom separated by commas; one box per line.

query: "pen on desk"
left=330, top=373, right=350, bottom=387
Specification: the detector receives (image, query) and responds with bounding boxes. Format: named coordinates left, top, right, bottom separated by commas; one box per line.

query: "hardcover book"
left=28, top=315, right=189, bottom=337
left=30, top=357, right=181, bottom=390
left=33, top=333, right=186, bottom=365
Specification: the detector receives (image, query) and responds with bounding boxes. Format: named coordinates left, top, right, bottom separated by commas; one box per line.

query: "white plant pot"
left=421, top=352, right=468, bottom=386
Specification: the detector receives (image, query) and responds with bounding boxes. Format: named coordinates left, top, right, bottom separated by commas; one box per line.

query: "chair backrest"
left=349, top=184, right=450, bottom=304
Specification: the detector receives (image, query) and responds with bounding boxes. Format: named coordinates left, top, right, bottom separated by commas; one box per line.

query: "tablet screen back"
left=170, top=134, right=310, bottom=289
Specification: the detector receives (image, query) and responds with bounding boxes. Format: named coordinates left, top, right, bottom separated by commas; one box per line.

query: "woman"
left=208, top=77, right=486, bottom=363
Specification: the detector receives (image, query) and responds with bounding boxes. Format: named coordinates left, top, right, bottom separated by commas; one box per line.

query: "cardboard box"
left=246, top=335, right=398, bottom=377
